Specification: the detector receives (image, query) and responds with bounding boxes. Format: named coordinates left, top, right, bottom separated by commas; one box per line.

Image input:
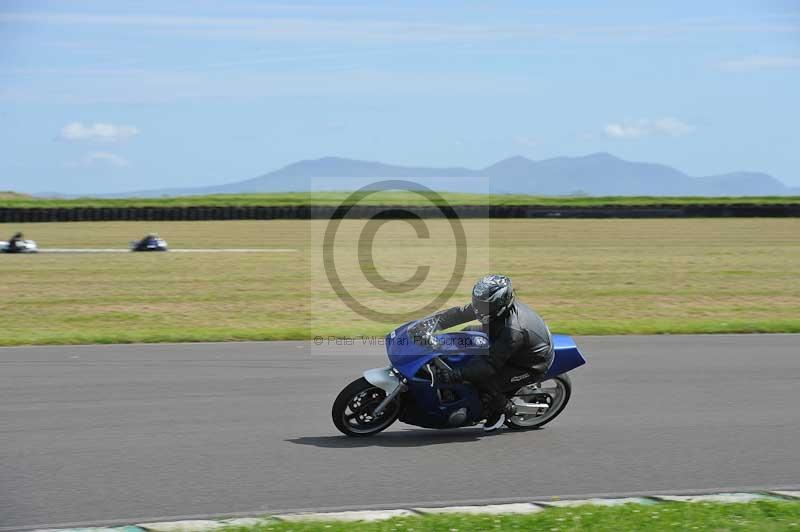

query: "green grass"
left=224, top=501, right=800, bottom=531
left=2, top=192, right=800, bottom=208
left=1, top=219, right=799, bottom=345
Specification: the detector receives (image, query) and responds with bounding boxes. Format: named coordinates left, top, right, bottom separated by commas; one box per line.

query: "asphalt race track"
left=2, top=335, right=799, bottom=530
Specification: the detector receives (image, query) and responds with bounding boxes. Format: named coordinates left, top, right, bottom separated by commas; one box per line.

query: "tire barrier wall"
left=1, top=204, right=799, bottom=223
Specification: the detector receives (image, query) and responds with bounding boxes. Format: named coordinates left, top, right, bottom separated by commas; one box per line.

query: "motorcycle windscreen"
left=385, top=322, right=437, bottom=378
left=385, top=324, right=489, bottom=379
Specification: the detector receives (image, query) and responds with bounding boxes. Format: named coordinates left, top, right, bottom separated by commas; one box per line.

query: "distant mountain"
left=693, top=172, right=790, bottom=196
left=106, top=154, right=796, bottom=197
left=210, top=157, right=476, bottom=194
left=485, top=153, right=695, bottom=195
left=0, top=191, right=34, bottom=199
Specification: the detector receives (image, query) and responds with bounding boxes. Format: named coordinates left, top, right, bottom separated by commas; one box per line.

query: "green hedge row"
left=1, top=204, right=799, bottom=222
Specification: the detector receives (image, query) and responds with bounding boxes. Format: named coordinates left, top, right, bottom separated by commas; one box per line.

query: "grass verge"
left=3, top=192, right=800, bottom=208
left=1, top=219, right=799, bottom=346
left=5, top=320, right=800, bottom=347
left=224, top=501, right=800, bottom=532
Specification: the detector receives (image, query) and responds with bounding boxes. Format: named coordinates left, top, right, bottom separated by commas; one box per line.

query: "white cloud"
left=2, top=11, right=796, bottom=45
left=59, top=122, right=140, bottom=142
left=651, top=117, right=693, bottom=136
left=66, top=151, right=129, bottom=168
left=604, top=117, right=693, bottom=139
left=718, top=55, right=800, bottom=72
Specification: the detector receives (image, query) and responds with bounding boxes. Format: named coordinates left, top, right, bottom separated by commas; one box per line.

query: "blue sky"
left=1, top=0, right=798, bottom=194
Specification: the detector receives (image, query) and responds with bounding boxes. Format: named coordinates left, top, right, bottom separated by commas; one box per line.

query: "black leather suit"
left=427, top=300, right=554, bottom=413
left=7, top=232, right=23, bottom=252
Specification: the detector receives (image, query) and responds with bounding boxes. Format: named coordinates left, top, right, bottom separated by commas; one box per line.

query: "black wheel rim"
left=341, top=387, right=398, bottom=434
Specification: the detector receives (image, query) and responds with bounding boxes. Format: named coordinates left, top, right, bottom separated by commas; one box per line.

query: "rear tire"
left=505, top=374, right=572, bottom=430
left=332, top=377, right=401, bottom=437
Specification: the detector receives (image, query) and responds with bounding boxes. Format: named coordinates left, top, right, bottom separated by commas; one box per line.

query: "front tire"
left=505, top=374, right=572, bottom=430
left=332, top=377, right=401, bottom=437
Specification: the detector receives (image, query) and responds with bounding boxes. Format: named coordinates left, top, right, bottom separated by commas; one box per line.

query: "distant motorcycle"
left=130, top=236, right=168, bottom=252
left=0, top=239, right=38, bottom=253
left=332, top=317, right=586, bottom=436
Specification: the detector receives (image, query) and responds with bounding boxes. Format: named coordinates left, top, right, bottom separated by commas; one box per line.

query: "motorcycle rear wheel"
left=332, top=377, right=401, bottom=437
left=505, top=374, right=571, bottom=430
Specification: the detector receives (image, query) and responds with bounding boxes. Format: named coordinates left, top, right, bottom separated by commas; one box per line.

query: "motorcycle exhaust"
left=513, top=402, right=551, bottom=415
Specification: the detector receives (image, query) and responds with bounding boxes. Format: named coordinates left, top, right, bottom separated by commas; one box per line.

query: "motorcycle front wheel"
left=332, top=377, right=401, bottom=437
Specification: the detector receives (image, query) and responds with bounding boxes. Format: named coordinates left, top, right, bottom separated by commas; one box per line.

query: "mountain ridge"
left=96, top=153, right=797, bottom=197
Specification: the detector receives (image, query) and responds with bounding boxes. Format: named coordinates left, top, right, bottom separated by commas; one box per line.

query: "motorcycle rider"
left=135, top=233, right=159, bottom=251
left=7, top=232, right=24, bottom=252
left=412, top=274, right=554, bottom=432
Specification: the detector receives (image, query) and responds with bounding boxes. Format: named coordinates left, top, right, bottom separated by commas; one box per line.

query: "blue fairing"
left=385, top=322, right=585, bottom=380
left=383, top=322, right=585, bottom=429
left=543, top=334, right=586, bottom=379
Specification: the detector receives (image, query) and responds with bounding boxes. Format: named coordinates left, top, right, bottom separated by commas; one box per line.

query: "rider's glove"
left=424, top=331, right=440, bottom=349
left=408, top=320, right=427, bottom=337
left=409, top=319, right=439, bottom=347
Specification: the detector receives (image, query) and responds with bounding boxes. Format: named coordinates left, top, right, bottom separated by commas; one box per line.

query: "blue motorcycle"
left=332, top=317, right=586, bottom=436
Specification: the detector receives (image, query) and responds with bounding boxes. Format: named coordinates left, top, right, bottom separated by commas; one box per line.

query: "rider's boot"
left=483, top=410, right=505, bottom=432
left=484, top=400, right=519, bottom=432
left=482, top=394, right=510, bottom=432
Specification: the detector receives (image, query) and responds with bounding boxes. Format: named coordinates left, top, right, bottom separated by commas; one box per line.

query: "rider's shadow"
left=287, top=428, right=525, bottom=448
